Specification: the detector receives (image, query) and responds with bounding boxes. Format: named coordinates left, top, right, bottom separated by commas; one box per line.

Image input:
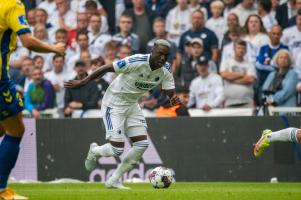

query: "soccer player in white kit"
left=64, top=39, right=180, bottom=189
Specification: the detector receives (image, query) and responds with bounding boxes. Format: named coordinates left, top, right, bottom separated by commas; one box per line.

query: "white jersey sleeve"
left=112, top=54, right=148, bottom=74
left=161, top=63, right=175, bottom=90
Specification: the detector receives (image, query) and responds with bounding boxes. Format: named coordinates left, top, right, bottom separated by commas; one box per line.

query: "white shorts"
left=101, top=103, right=148, bottom=142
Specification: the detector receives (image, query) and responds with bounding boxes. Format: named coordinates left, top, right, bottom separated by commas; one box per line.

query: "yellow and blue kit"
left=0, top=0, right=31, bottom=120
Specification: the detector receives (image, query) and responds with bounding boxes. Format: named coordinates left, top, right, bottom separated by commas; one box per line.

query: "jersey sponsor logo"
left=135, top=82, right=156, bottom=90
left=89, top=137, right=163, bottom=182
left=18, top=15, right=29, bottom=26
left=116, top=60, right=126, bottom=69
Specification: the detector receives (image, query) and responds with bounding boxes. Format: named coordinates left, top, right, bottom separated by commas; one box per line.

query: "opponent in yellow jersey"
left=0, top=1, right=65, bottom=199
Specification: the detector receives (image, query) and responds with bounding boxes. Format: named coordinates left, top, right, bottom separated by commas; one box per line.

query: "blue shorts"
left=0, top=80, right=23, bottom=121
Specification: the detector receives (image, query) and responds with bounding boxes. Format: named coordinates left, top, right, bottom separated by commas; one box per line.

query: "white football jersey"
left=281, top=26, right=301, bottom=59
left=102, top=54, right=175, bottom=107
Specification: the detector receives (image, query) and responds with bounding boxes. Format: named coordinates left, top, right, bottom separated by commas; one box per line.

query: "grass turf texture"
left=9, top=182, right=301, bottom=200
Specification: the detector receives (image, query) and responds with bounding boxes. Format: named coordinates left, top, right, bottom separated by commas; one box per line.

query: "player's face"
left=151, top=45, right=170, bottom=67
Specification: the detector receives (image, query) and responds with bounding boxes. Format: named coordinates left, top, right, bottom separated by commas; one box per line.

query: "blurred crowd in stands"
left=10, top=0, right=301, bottom=118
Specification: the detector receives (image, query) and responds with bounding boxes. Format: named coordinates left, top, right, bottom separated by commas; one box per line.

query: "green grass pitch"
left=10, top=182, right=301, bottom=200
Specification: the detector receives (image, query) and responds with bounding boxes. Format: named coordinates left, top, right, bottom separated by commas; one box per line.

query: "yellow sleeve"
left=7, top=1, right=31, bottom=35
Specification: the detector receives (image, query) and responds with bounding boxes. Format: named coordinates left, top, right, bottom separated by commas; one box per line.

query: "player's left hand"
left=169, top=95, right=181, bottom=106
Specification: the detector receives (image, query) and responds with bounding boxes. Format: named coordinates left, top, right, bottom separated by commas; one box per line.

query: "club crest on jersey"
left=18, top=15, right=28, bottom=26
left=135, top=82, right=156, bottom=90
left=117, top=60, right=126, bottom=69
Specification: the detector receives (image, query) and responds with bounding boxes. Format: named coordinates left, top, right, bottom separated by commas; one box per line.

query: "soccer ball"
left=148, top=166, right=175, bottom=188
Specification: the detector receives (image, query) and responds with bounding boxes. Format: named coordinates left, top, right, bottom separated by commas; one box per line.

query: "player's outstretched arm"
left=19, top=33, right=65, bottom=54
left=64, top=64, right=115, bottom=89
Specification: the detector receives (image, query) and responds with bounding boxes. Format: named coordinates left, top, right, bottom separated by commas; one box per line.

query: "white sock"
left=92, top=143, right=123, bottom=157
left=268, top=128, right=299, bottom=143
left=109, top=140, right=149, bottom=182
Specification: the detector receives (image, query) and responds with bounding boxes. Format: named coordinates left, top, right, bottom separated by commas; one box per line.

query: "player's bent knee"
left=133, top=139, right=149, bottom=150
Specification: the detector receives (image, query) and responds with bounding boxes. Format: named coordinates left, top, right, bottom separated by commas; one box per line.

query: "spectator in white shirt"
left=220, top=40, right=257, bottom=108
left=45, top=54, right=74, bottom=111
left=88, top=14, right=112, bottom=57
left=281, top=9, right=301, bottom=60
left=222, top=25, right=256, bottom=65
left=230, top=0, right=257, bottom=26
left=243, top=14, right=270, bottom=53
left=206, top=0, right=227, bottom=48
left=188, top=59, right=224, bottom=111
left=50, top=0, right=77, bottom=31
left=257, top=0, right=278, bottom=32
left=84, top=0, right=108, bottom=33
left=166, top=0, right=192, bottom=46
left=38, top=0, right=56, bottom=20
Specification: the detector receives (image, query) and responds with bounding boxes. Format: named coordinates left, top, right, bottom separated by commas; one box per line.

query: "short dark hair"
left=192, top=9, right=204, bottom=18
left=33, top=55, right=44, bottom=62
left=228, top=25, right=242, bottom=35
left=75, top=59, right=86, bottom=67
left=56, top=28, right=68, bottom=35
left=76, top=30, right=89, bottom=41
left=234, top=40, right=247, bottom=48
left=258, top=0, right=272, bottom=13
left=85, top=0, right=97, bottom=9
left=120, top=13, right=133, bottom=21
left=53, top=54, right=65, bottom=61
left=153, top=17, right=165, bottom=24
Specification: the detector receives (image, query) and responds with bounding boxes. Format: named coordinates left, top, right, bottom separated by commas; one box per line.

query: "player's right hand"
left=64, top=79, right=87, bottom=89
left=53, top=42, right=66, bottom=55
